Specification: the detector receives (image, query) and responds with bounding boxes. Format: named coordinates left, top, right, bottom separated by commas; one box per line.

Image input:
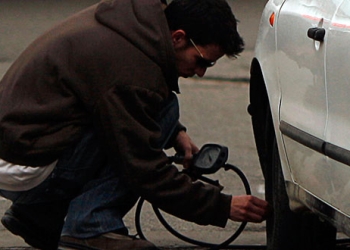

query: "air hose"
left=134, top=144, right=266, bottom=249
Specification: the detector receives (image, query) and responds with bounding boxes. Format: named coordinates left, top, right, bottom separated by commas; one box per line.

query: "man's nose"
left=195, top=67, right=207, bottom=77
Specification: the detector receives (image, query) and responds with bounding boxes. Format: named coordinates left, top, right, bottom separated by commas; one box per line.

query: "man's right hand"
left=229, top=195, right=270, bottom=223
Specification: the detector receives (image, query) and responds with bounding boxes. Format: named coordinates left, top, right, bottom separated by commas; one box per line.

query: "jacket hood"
left=95, top=0, right=179, bottom=93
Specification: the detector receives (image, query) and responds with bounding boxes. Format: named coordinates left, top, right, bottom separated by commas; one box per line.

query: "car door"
left=324, top=0, right=350, bottom=215
left=276, top=0, right=341, bottom=199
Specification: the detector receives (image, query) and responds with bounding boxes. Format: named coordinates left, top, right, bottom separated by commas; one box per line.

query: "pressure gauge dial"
left=192, top=144, right=228, bottom=174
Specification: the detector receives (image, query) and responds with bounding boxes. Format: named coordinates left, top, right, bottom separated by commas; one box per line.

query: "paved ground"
left=2, top=1, right=350, bottom=250
left=0, top=1, right=267, bottom=249
left=0, top=78, right=268, bottom=249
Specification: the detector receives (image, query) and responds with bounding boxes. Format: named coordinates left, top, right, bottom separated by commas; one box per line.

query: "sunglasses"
left=189, top=38, right=216, bottom=68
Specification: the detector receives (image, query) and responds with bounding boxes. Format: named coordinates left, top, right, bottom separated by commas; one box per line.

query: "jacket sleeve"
left=163, top=121, right=187, bottom=149
left=93, top=84, right=231, bottom=227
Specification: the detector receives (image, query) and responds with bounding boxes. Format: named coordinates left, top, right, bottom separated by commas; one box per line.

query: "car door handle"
left=307, top=27, right=325, bottom=42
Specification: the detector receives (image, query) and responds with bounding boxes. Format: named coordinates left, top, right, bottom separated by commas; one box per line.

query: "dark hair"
left=164, top=0, right=244, bottom=58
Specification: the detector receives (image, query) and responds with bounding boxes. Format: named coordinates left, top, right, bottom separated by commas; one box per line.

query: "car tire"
left=267, top=136, right=336, bottom=250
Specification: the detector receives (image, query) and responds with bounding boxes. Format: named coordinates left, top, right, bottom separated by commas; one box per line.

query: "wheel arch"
left=249, top=58, right=275, bottom=179
left=249, top=57, right=294, bottom=182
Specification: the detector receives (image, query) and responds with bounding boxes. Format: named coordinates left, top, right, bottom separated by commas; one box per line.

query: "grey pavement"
left=0, top=78, right=267, bottom=249
left=0, top=79, right=267, bottom=249
left=0, top=0, right=268, bottom=249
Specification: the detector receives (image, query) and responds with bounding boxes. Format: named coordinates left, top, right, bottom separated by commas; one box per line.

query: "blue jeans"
left=0, top=129, right=139, bottom=238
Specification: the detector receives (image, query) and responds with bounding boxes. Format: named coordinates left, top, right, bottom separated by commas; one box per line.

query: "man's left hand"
left=174, top=131, right=199, bottom=169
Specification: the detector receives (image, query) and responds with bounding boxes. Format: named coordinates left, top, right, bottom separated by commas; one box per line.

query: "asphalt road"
left=0, top=0, right=270, bottom=249
left=0, top=78, right=268, bottom=249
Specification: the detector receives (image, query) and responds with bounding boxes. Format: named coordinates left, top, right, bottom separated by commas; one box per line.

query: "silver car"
left=250, top=0, right=350, bottom=249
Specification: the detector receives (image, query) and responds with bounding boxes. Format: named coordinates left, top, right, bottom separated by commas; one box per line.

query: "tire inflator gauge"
left=170, top=143, right=229, bottom=175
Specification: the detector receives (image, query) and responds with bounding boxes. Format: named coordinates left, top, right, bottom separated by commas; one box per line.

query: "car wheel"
left=266, top=130, right=337, bottom=250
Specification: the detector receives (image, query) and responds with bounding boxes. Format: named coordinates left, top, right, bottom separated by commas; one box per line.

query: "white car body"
left=253, top=0, right=350, bottom=236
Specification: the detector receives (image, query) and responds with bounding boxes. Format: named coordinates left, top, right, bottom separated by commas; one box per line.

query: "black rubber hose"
left=135, top=163, right=256, bottom=249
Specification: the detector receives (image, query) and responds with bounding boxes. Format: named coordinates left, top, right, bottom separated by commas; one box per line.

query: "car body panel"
left=277, top=0, right=343, bottom=208
left=253, top=0, right=350, bottom=236
left=324, top=1, right=350, bottom=215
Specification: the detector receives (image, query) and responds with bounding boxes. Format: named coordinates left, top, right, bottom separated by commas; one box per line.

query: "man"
left=0, top=0, right=269, bottom=249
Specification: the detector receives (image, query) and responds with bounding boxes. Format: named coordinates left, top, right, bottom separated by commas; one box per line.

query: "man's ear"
left=171, top=30, right=187, bottom=49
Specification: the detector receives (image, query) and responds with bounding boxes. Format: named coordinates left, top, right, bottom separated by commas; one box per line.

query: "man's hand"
left=174, top=130, right=199, bottom=169
left=229, top=195, right=270, bottom=223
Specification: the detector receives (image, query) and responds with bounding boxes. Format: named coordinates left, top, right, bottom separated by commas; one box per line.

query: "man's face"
left=174, top=40, right=224, bottom=78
